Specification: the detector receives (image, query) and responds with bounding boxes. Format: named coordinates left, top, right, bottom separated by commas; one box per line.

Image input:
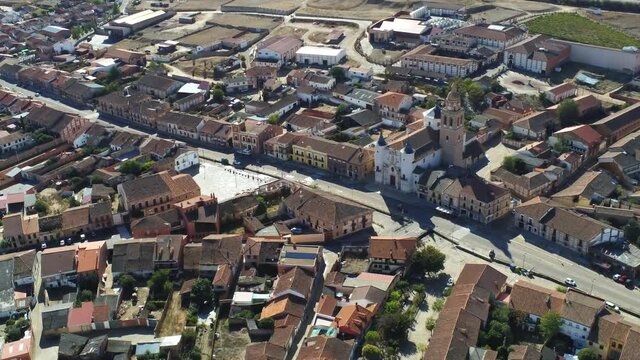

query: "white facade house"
left=344, top=88, right=378, bottom=109
left=174, top=149, right=200, bottom=172
left=296, top=46, right=346, bottom=66
left=53, top=39, right=75, bottom=54
left=375, top=106, right=442, bottom=193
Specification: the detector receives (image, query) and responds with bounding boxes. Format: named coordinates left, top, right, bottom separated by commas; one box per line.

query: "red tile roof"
left=67, top=301, right=94, bottom=327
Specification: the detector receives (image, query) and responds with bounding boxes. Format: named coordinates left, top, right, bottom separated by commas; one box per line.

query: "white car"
left=41, top=243, right=47, bottom=250
left=605, top=301, right=620, bottom=312
left=565, top=278, right=577, bottom=287
left=613, top=274, right=621, bottom=281
left=446, top=278, right=454, bottom=287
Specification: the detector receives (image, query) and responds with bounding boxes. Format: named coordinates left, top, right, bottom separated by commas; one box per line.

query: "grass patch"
left=526, top=13, right=640, bottom=49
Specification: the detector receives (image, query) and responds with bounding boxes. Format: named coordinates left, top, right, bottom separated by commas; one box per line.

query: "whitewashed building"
left=174, top=148, right=200, bottom=172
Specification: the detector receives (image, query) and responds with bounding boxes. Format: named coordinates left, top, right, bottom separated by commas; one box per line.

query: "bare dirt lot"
left=157, top=291, right=187, bottom=337
left=223, top=0, right=300, bottom=13
left=470, top=7, right=524, bottom=23
left=206, top=13, right=283, bottom=30
left=214, top=320, right=251, bottom=360
left=302, top=0, right=434, bottom=20
left=137, top=13, right=218, bottom=42
left=267, top=26, right=309, bottom=39
left=173, top=0, right=231, bottom=11
left=178, top=26, right=243, bottom=46
left=173, top=56, right=227, bottom=77
left=131, top=0, right=230, bottom=11
left=584, top=10, right=640, bottom=40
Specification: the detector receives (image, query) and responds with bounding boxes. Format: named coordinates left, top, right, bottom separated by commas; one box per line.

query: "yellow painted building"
left=292, top=139, right=328, bottom=170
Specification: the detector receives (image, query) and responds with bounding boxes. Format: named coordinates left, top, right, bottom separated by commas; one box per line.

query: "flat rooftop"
left=296, top=46, right=345, bottom=57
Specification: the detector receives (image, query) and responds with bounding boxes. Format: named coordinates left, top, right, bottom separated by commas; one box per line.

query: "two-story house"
left=374, top=92, right=413, bottom=128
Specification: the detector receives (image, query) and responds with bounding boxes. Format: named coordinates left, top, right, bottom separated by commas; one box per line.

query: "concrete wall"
left=555, top=39, right=640, bottom=74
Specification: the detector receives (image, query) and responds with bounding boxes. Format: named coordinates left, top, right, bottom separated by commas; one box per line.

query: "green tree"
left=212, top=88, right=225, bottom=103
left=623, top=220, right=640, bottom=246
left=466, top=82, right=486, bottom=110
left=107, top=66, right=122, bottom=83
left=384, top=300, right=401, bottom=313
left=67, top=197, right=81, bottom=208
left=411, top=245, right=446, bottom=276
left=255, top=195, right=267, bottom=215
left=432, top=298, right=445, bottom=312
left=34, top=199, right=49, bottom=214
left=330, top=66, right=346, bottom=82
left=119, top=274, right=136, bottom=295
left=119, top=160, right=143, bottom=175
left=362, top=344, right=382, bottom=360
left=4, top=327, right=21, bottom=342
left=268, top=114, right=279, bottom=125
left=336, top=103, right=347, bottom=115
left=78, top=289, right=94, bottom=302
left=191, top=278, right=214, bottom=309
left=364, top=330, right=380, bottom=344
left=490, top=80, right=504, bottom=93
left=540, top=311, right=562, bottom=340
left=557, top=99, right=579, bottom=125
left=377, top=312, right=414, bottom=345
left=577, top=347, right=598, bottom=360
left=502, top=155, right=527, bottom=175
left=425, top=317, right=436, bottom=334
left=148, top=269, right=172, bottom=300
left=257, top=317, right=274, bottom=329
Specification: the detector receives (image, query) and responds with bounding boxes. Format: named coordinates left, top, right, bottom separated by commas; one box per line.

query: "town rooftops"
left=593, top=102, right=640, bottom=137
left=283, top=187, right=372, bottom=228
left=553, top=124, right=603, bottom=145
left=272, top=266, right=314, bottom=299
left=551, top=170, right=616, bottom=200
left=1, top=336, right=31, bottom=360
left=111, top=238, right=156, bottom=274
left=454, top=24, right=525, bottom=42
left=508, top=280, right=564, bottom=317
left=76, top=241, right=106, bottom=274
left=507, top=345, right=541, bottom=360
left=137, top=73, right=183, bottom=92
left=297, top=336, right=353, bottom=360
left=41, top=245, right=77, bottom=277
left=257, top=35, right=303, bottom=54
left=343, top=272, right=397, bottom=292
left=515, top=197, right=615, bottom=242
left=278, top=244, right=323, bottom=269
left=546, top=82, right=577, bottom=97
left=260, top=294, right=306, bottom=320
left=375, top=91, right=412, bottom=109
left=157, top=111, right=203, bottom=131
left=369, top=236, right=417, bottom=261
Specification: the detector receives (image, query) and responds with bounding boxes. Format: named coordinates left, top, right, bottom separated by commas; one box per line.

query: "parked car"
left=446, top=278, right=454, bottom=287
left=565, top=278, right=577, bottom=287
left=605, top=301, right=620, bottom=313
left=290, top=227, right=303, bottom=234
left=613, top=274, right=621, bottom=281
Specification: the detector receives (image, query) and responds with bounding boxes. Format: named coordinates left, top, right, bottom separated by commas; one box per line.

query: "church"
left=374, top=84, right=484, bottom=193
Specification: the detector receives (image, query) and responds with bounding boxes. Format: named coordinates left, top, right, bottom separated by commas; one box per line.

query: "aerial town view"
left=1, top=0, right=640, bottom=359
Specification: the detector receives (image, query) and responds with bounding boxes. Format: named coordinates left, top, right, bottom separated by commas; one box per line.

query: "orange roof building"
left=332, top=303, right=378, bottom=337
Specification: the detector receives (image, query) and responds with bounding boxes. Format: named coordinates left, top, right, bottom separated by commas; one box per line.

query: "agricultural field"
left=526, top=13, right=640, bottom=49
left=584, top=10, right=640, bottom=40
left=206, top=13, right=283, bottom=30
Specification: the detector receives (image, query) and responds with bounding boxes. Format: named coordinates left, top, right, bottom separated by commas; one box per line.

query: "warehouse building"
left=103, top=10, right=170, bottom=39
left=295, top=46, right=346, bottom=66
